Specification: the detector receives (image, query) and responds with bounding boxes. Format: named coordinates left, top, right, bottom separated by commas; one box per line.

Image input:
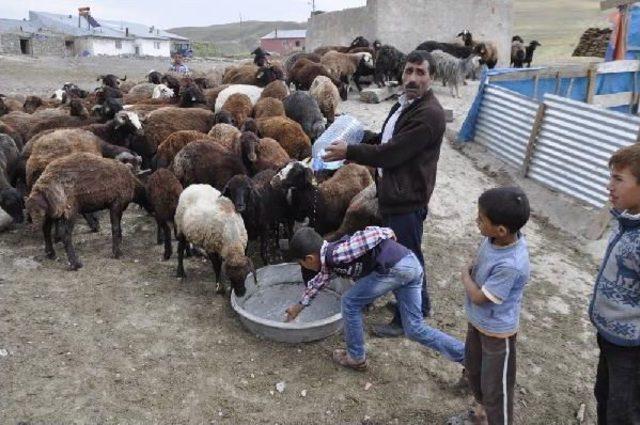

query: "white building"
left=25, top=9, right=188, bottom=57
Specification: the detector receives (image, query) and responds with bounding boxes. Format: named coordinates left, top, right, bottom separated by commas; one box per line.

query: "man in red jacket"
left=323, top=50, right=446, bottom=337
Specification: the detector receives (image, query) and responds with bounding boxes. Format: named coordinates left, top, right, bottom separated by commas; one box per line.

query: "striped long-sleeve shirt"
left=300, top=226, right=397, bottom=306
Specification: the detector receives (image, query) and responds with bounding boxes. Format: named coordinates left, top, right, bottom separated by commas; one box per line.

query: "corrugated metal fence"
left=474, top=85, right=540, bottom=168
left=473, top=85, right=640, bottom=208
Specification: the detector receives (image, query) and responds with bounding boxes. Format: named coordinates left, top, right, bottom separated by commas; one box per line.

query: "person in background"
left=322, top=49, right=445, bottom=337
left=590, top=144, right=640, bottom=425
left=169, top=54, right=189, bottom=74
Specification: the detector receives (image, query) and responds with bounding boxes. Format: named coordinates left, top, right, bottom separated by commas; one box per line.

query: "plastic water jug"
left=312, top=115, right=364, bottom=171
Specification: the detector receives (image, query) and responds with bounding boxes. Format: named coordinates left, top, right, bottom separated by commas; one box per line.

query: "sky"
left=0, top=0, right=366, bottom=29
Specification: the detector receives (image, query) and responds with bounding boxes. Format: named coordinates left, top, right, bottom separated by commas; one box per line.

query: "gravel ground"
left=0, top=56, right=601, bottom=424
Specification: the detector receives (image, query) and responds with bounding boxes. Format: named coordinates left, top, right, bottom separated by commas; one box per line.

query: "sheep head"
left=239, top=131, right=259, bottom=164
left=114, top=111, right=144, bottom=136
left=223, top=254, right=252, bottom=297
left=356, top=52, right=375, bottom=69
left=222, top=174, right=254, bottom=213
left=148, top=70, right=163, bottom=84
left=69, top=98, right=89, bottom=118
left=152, top=84, right=175, bottom=99
left=23, top=96, right=43, bottom=113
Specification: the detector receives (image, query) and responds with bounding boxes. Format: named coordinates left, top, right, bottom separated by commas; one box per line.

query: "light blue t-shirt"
left=465, top=235, right=531, bottom=335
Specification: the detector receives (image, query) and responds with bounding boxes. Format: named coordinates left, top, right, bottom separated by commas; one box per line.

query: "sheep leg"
left=155, top=218, right=163, bottom=245
left=43, top=216, right=56, bottom=260
left=83, top=213, right=100, bottom=233
left=259, top=230, right=270, bottom=265
left=61, top=217, right=82, bottom=271
left=208, top=253, right=225, bottom=294
left=109, top=207, right=123, bottom=259
left=161, top=221, right=172, bottom=260
left=177, top=236, right=187, bottom=278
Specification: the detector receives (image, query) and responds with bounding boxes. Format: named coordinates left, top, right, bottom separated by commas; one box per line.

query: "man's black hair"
left=406, top=50, right=437, bottom=77
left=478, top=187, right=530, bottom=233
left=289, top=227, right=324, bottom=260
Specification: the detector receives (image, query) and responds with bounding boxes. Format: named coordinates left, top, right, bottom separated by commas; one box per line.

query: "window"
left=115, top=40, right=122, bottom=49
left=154, top=42, right=161, bottom=49
left=295, top=40, right=301, bottom=47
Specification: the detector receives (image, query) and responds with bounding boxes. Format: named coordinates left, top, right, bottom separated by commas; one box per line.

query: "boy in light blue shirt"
left=461, top=187, right=531, bottom=425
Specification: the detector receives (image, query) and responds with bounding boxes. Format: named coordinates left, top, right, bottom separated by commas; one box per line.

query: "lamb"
left=324, top=184, right=381, bottom=241
left=25, top=128, right=140, bottom=190
left=25, top=152, right=150, bottom=270
left=524, top=40, right=541, bottom=67
left=259, top=80, right=289, bottom=101
left=214, top=85, right=263, bottom=113
left=256, top=116, right=312, bottom=160
left=270, top=161, right=373, bottom=235
left=130, top=107, right=216, bottom=165
left=320, top=51, right=375, bottom=93
left=283, top=52, right=321, bottom=76
left=511, top=39, right=526, bottom=68
left=430, top=50, right=481, bottom=97
left=172, top=140, right=246, bottom=190
left=0, top=134, right=23, bottom=224
left=98, top=74, right=126, bottom=88
left=207, top=123, right=241, bottom=152
left=253, top=97, right=285, bottom=120
left=146, top=168, right=183, bottom=260
left=152, top=130, right=210, bottom=169
left=374, top=45, right=407, bottom=87
left=222, top=63, right=260, bottom=85
left=222, top=170, right=288, bottom=263
left=282, top=92, right=326, bottom=141
left=221, top=93, right=253, bottom=128
left=310, top=75, right=341, bottom=123
left=287, top=59, right=347, bottom=100
left=175, top=184, right=255, bottom=296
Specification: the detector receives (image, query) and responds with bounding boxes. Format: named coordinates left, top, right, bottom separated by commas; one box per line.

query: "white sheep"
left=214, top=84, right=263, bottom=113
left=310, top=75, right=341, bottom=123
left=152, top=84, right=175, bottom=99
left=174, top=184, right=255, bottom=296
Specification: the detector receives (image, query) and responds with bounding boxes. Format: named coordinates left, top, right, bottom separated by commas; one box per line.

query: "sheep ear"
left=221, top=182, right=231, bottom=198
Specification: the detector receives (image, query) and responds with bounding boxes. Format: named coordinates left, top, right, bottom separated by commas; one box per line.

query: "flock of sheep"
left=0, top=31, right=500, bottom=296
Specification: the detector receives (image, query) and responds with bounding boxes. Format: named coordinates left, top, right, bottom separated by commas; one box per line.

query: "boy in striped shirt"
left=285, top=226, right=464, bottom=371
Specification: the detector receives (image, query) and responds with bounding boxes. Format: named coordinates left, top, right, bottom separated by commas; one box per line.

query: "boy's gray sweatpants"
left=465, top=323, right=517, bottom=425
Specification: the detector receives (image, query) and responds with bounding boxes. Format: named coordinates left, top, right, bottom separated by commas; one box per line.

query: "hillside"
left=169, top=20, right=307, bottom=56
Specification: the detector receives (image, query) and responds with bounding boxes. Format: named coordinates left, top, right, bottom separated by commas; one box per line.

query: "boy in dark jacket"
left=284, top=226, right=464, bottom=371
left=590, top=144, right=640, bottom=425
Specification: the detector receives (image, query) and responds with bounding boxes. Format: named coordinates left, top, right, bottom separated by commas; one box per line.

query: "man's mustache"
left=405, top=83, right=419, bottom=90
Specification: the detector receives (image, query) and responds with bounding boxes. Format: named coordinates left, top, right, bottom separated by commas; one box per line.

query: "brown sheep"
left=207, top=123, right=241, bottom=153
left=222, top=63, right=260, bottom=85
left=257, top=116, right=311, bottom=160
left=324, top=184, right=381, bottom=241
left=172, top=140, right=247, bottom=190
left=25, top=128, right=137, bottom=190
left=283, top=52, right=322, bottom=76
left=253, top=97, right=285, bottom=120
left=259, top=80, right=289, bottom=101
left=26, top=152, right=150, bottom=270
left=0, top=122, right=24, bottom=150
left=221, top=93, right=253, bottom=129
left=287, top=58, right=346, bottom=99
left=271, top=161, right=373, bottom=235
left=475, top=41, right=499, bottom=69
left=152, top=130, right=210, bottom=169
left=132, top=107, right=216, bottom=164
left=310, top=75, right=341, bottom=123
left=146, top=168, right=183, bottom=260
left=313, top=45, right=350, bottom=56
left=0, top=96, right=23, bottom=115
left=254, top=137, right=290, bottom=174
left=320, top=51, right=374, bottom=86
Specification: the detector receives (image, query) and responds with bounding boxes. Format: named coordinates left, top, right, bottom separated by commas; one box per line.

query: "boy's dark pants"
left=384, top=207, right=430, bottom=321
left=594, top=334, right=640, bottom=425
left=465, top=323, right=516, bottom=425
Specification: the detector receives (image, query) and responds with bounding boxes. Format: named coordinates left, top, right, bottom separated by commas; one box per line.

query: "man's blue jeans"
left=341, top=253, right=465, bottom=363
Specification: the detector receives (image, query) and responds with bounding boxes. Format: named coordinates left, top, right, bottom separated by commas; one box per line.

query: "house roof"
left=28, top=11, right=188, bottom=41
left=0, top=18, right=40, bottom=34
left=261, top=30, right=306, bottom=40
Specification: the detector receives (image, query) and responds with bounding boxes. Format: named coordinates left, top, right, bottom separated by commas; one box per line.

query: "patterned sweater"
left=589, top=210, right=640, bottom=346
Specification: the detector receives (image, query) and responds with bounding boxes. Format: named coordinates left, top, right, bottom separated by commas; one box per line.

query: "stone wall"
left=307, top=0, right=513, bottom=66
left=0, top=33, right=23, bottom=54
left=305, top=5, right=373, bottom=51
left=0, top=31, right=66, bottom=56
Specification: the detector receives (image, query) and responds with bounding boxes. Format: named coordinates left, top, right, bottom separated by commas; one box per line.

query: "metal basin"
left=231, top=263, right=351, bottom=343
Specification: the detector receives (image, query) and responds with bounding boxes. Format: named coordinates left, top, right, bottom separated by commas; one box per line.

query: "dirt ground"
left=0, top=56, right=602, bottom=424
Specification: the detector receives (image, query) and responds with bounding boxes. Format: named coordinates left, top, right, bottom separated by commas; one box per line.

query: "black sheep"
left=524, top=41, right=541, bottom=67
left=98, top=74, right=126, bottom=88
left=374, top=45, right=407, bottom=87
left=148, top=71, right=163, bottom=84
left=415, top=40, right=473, bottom=59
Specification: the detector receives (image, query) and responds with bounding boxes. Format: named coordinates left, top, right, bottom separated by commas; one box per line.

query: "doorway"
left=20, top=39, right=31, bottom=55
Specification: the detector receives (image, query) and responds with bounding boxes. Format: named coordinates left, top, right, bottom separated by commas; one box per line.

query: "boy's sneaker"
left=332, top=349, right=368, bottom=371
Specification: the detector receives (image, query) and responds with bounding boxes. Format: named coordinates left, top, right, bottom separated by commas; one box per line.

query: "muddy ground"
left=0, top=56, right=602, bottom=424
